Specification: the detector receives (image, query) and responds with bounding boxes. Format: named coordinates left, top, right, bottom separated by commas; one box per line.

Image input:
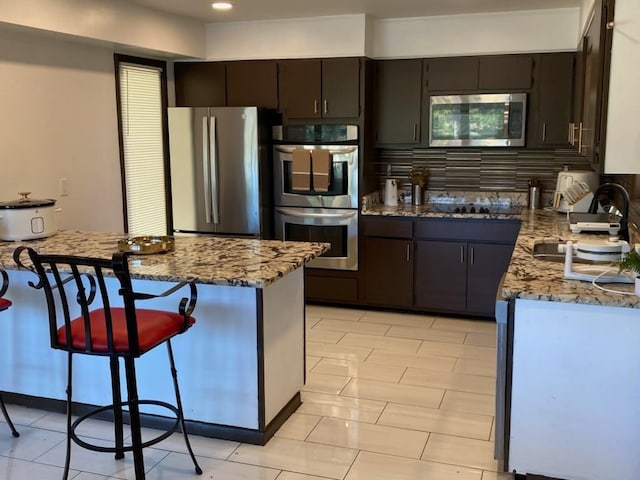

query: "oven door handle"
left=276, top=208, right=357, bottom=220
left=275, top=146, right=357, bottom=156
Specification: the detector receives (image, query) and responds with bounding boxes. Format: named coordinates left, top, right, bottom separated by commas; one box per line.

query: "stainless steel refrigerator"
left=168, top=106, right=275, bottom=238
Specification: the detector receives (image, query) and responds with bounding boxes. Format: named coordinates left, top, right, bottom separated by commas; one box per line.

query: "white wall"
left=580, top=0, right=597, bottom=36
left=204, top=9, right=580, bottom=60
left=0, top=0, right=205, bottom=58
left=0, top=29, right=124, bottom=232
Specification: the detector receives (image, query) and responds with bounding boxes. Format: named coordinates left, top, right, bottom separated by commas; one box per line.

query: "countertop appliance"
left=553, top=169, right=599, bottom=212
left=384, top=179, right=398, bottom=207
left=0, top=192, right=58, bottom=241
left=168, top=106, right=276, bottom=238
left=429, top=93, right=527, bottom=147
left=273, top=124, right=359, bottom=271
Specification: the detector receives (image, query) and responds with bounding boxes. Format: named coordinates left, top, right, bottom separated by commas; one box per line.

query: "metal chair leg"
left=62, top=352, right=73, bottom=480
left=124, top=357, right=146, bottom=480
left=109, top=356, right=125, bottom=460
left=0, top=392, right=19, bottom=437
left=167, top=340, right=202, bottom=475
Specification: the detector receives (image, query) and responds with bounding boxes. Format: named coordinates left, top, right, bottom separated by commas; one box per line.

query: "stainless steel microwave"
left=429, top=93, right=527, bottom=147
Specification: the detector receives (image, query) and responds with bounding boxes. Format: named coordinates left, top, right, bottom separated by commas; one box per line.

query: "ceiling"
left=130, top=0, right=581, bottom=24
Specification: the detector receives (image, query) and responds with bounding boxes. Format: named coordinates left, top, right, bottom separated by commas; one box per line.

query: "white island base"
left=508, top=298, right=640, bottom=480
left=0, top=267, right=305, bottom=445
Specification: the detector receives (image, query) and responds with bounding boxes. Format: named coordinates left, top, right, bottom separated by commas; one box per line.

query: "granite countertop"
left=0, top=230, right=329, bottom=288
left=362, top=203, right=523, bottom=220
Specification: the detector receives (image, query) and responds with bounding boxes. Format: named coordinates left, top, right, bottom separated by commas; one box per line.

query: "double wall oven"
left=273, top=124, right=359, bottom=271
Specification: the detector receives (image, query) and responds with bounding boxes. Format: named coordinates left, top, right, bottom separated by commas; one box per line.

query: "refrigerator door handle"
left=209, top=115, right=220, bottom=225
left=202, top=116, right=213, bottom=224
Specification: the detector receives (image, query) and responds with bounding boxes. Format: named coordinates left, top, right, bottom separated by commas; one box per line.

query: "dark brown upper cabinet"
left=278, top=58, right=360, bottom=119
left=426, top=57, right=479, bottom=91
left=531, top=52, right=575, bottom=148
left=374, top=59, right=423, bottom=145
left=174, top=62, right=226, bottom=107
left=226, top=60, right=278, bottom=109
left=478, top=55, right=533, bottom=90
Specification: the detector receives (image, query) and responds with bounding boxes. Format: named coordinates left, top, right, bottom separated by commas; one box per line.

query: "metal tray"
left=117, top=235, right=175, bottom=255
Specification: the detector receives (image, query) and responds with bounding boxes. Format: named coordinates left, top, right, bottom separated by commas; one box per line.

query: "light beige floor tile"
left=308, top=416, right=428, bottom=459
left=72, top=472, right=117, bottom=479
left=341, top=378, right=444, bottom=409
left=401, top=368, right=495, bottom=395
left=306, top=317, right=321, bottom=328
left=231, top=437, right=357, bottom=480
left=422, top=433, right=499, bottom=471
left=360, top=311, right=435, bottom=329
left=464, top=332, right=497, bottom=347
left=298, top=392, right=386, bottom=424
left=306, top=328, right=346, bottom=344
left=306, top=305, right=366, bottom=321
left=417, top=340, right=495, bottom=361
left=306, top=356, right=322, bottom=372
left=277, top=472, right=337, bottom=480
left=386, top=325, right=467, bottom=344
left=311, top=357, right=405, bottom=383
left=344, top=451, right=482, bottom=480
left=313, top=318, right=390, bottom=335
left=0, top=455, right=71, bottom=479
left=35, top=435, right=168, bottom=478
left=490, top=419, right=495, bottom=442
left=377, top=403, right=492, bottom=440
left=431, top=318, right=496, bottom=334
left=31, top=412, right=131, bottom=442
left=306, top=341, right=372, bottom=362
left=440, top=391, right=495, bottom=416
left=302, top=372, right=351, bottom=395
left=274, top=413, right=322, bottom=441
left=454, top=357, right=496, bottom=377
left=338, top=333, right=421, bottom=353
left=140, top=428, right=239, bottom=459
left=0, top=424, right=66, bottom=461
left=3, top=404, right=50, bottom=427
left=366, top=351, right=456, bottom=372
left=481, top=471, right=514, bottom=479
left=147, top=451, right=280, bottom=480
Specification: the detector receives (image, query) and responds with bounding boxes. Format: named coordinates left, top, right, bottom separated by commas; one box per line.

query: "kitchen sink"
left=532, top=240, right=596, bottom=264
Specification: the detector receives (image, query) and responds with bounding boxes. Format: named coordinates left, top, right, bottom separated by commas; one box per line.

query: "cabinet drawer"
left=362, top=217, right=413, bottom=238
left=415, top=218, right=520, bottom=243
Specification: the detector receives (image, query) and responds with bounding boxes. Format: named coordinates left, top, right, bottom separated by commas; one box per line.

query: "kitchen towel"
left=311, top=149, right=331, bottom=192
left=291, top=148, right=311, bottom=191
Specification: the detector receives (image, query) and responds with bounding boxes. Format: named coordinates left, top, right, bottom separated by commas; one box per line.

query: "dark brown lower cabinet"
left=414, top=241, right=467, bottom=312
left=363, top=237, right=413, bottom=308
left=466, top=242, right=515, bottom=315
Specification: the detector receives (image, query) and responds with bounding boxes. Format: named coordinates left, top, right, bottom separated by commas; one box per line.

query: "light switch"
left=59, top=178, right=68, bottom=196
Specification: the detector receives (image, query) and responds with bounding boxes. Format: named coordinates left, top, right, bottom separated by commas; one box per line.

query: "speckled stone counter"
left=0, top=230, right=329, bottom=288
left=503, top=208, right=639, bottom=308
left=362, top=203, right=523, bottom=220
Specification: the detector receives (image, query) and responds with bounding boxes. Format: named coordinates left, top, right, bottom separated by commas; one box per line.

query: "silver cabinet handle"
left=470, top=246, right=475, bottom=265
left=413, top=124, right=418, bottom=141
left=323, top=99, right=328, bottom=115
left=542, top=122, right=546, bottom=142
left=314, top=100, right=319, bottom=114
left=406, top=243, right=410, bottom=262
left=577, top=121, right=584, bottom=154
left=202, top=116, right=212, bottom=224
left=209, top=115, right=220, bottom=225
left=568, top=122, right=574, bottom=144
left=460, top=245, right=465, bottom=264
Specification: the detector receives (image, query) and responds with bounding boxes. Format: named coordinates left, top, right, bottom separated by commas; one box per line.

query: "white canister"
left=384, top=179, right=398, bottom=207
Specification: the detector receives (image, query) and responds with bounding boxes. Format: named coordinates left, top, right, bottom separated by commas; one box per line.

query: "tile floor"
left=0, top=305, right=515, bottom=479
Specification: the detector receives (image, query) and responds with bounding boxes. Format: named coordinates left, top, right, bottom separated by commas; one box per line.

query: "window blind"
left=118, top=63, right=167, bottom=236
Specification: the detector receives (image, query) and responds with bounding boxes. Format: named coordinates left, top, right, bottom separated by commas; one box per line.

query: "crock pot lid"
left=0, top=197, right=56, bottom=209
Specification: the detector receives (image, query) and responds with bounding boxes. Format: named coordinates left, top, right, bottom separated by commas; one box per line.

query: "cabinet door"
left=321, top=58, right=360, bottom=118
left=478, top=55, right=533, bottom=90
left=174, top=62, right=226, bottom=107
left=278, top=59, right=321, bottom=119
left=414, top=240, right=467, bottom=313
left=374, top=59, right=423, bottom=145
left=427, top=57, right=479, bottom=91
left=226, top=60, right=278, bottom=109
left=466, top=243, right=514, bottom=317
left=364, top=237, right=413, bottom=308
left=534, top=53, right=575, bottom=147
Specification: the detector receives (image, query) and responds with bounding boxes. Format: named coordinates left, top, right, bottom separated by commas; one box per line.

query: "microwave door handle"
left=502, top=102, right=510, bottom=138
left=209, top=115, right=220, bottom=225
left=202, top=116, right=213, bottom=224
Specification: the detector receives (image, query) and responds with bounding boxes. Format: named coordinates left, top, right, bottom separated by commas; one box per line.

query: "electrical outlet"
left=59, top=178, right=68, bottom=196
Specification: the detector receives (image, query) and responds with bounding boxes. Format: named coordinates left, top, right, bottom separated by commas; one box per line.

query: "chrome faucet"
left=588, top=181, right=630, bottom=240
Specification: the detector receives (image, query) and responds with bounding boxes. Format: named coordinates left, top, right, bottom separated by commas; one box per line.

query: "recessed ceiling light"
left=212, top=2, right=233, bottom=10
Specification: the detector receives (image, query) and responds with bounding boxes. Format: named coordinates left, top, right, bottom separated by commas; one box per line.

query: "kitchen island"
left=498, top=209, right=639, bottom=480
left=0, top=231, right=329, bottom=445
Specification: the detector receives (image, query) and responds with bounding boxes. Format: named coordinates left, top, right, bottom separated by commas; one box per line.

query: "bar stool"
left=14, top=247, right=202, bottom=479
left=0, top=268, right=20, bottom=437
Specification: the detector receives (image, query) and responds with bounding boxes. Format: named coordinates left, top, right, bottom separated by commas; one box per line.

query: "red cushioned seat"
left=0, top=298, right=11, bottom=311
left=57, top=308, right=196, bottom=353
